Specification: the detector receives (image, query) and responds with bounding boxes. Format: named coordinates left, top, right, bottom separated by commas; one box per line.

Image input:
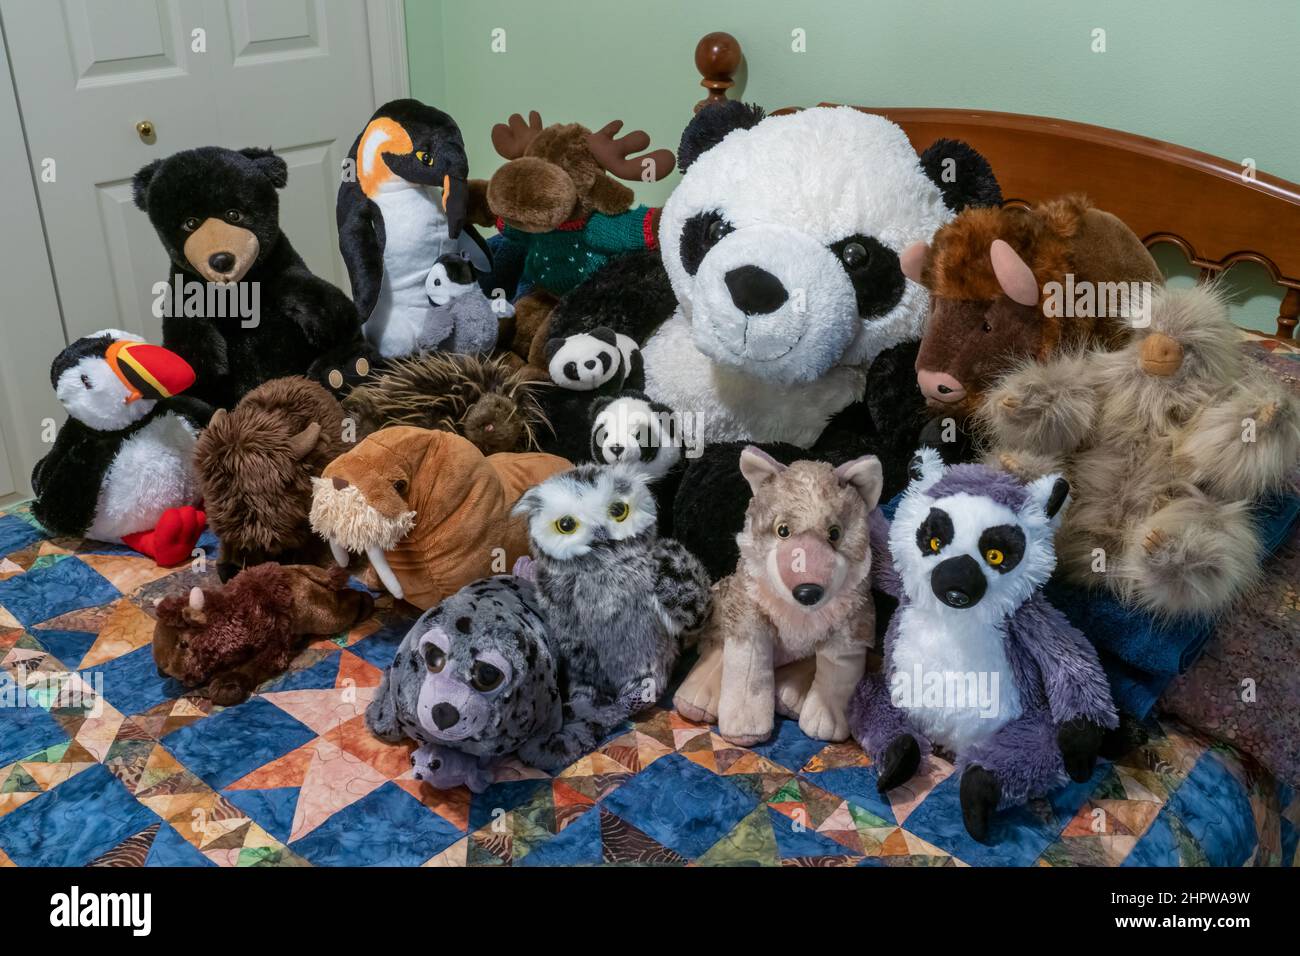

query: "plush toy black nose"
left=792, top=583, right=824, bottom=606
left=931, top=555, right=987, bottom=609
left=584, top=359, right=597, bottom=370
left=725, top=265, right=788, bottom=315
left=209, top=252, right=236, bottom=273
left=430, top=703, right=460, bottom=730
left=609, top=444, right=625, bottom=459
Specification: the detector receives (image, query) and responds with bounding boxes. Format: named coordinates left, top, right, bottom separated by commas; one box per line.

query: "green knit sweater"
left=499, top=205, right=658, bottom=295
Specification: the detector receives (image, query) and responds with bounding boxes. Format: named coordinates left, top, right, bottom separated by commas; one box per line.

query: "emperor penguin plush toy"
left=337, top=99, right=492, bottom=360
left=31, top=330, right=213, bottom=566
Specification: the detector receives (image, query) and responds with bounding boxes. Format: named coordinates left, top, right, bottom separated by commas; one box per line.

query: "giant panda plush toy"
left=543, top=103, right=1001, bottom=577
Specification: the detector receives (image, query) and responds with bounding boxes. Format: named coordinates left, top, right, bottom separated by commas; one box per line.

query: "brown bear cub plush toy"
left=154, top=563, right=374, bottom=705
left=195, top=376, right=351, bottom=582
left=674, top=448, right=883, bottom=746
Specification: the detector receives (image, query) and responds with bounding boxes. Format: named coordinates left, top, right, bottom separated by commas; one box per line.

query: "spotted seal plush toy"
left=365, top=574, right=632, bottom=791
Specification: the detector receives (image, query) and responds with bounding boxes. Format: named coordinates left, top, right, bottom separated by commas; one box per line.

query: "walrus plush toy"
left=309, top=426, right=568, bottom=609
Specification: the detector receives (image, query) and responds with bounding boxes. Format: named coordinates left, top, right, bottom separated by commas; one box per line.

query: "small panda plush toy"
left=544, top=326, right=642, bottom=393
left=849, top=448, right=1117, bottom=843
left=588, top=391, right=686, bottom=533
left=417, top=252, right=506, bottom=356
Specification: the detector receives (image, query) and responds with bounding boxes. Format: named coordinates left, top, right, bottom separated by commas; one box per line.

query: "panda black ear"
left=918, top=139, right=1002, bottom=213
left=544, top=337, right=565, bottom=362
left=589, top=395, right=615, bottom=420
left=678, top=101, right=766, bottom=172
left=588, top=326, right=618, bottom=347
left=132, top=159, right=163, bottom=211
left=239, top=147, right=289, bottom=189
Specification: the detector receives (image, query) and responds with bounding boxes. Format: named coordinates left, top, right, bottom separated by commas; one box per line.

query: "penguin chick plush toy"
left=416, top=252, right=507, bottom=355
left=31, top=331, right=213, bottom=566
left=337, top=99, right=492, bottom=360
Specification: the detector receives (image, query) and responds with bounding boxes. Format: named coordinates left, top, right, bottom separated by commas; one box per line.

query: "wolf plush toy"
left=849, top=449, right=1117, bottom=843
left=365, top=575, right=635, bottom=791
left=674, top=448, right=883, bottom=746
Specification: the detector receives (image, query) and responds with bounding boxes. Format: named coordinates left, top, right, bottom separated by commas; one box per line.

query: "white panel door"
left=3, top=0, right=380, bottom=344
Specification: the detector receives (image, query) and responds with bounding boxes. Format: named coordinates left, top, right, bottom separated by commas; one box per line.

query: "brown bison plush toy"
left=903, top=195, right=1163, bottom=417
left=154, top=563, right=373, bottom=705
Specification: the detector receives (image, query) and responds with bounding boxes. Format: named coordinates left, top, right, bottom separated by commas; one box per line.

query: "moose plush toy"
left=849, top=449, right=1118, bottom=843
left=195, top=376, right=352, bottom=582
left=475, top=111, right=675, bottom=365
left=979, top=284, right=1300, bottom=615
left=674, top=448, right=883, bottom=746
left=153, top=563, right=374, bottom=705
left=903, top=194, right=1163, bottom=418
left=309, top=427, right=569, bottom=609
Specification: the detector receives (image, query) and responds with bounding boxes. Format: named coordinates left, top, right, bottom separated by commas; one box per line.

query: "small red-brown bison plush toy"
left=153, top=563, right=374, bottom=705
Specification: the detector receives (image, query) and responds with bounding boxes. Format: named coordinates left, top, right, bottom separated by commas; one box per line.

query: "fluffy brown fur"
left=153, top=563, right=374, bottom=705
left=979, top=283, right=1300, bottom=616
left=342, top=352, right=552, bottom=455
left=674, top=448, right=882, bottom=746
left=195, top=377, right=349, bottom=581
left=913, top=195, right=1163, bottom=414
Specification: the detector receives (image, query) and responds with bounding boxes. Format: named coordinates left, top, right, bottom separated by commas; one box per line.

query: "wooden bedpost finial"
left=694, top=31, right=741, bottom=114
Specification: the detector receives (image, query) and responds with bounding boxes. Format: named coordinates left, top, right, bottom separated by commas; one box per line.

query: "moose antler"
left=586, top=121, right=675, bottom=182
left=491, top=111, right=545, bottom=160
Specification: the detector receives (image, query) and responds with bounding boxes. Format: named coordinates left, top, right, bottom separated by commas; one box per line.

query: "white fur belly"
left=641, top=311, right=865, bottom=447
left=366, top=186, right=459, bottom=358
left=87, top=414, right=201, bottom=542
left=889, top=606, right=1022, bottom=753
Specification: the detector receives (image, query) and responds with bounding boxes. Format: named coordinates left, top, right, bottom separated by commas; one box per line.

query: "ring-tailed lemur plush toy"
left=849, top=448, right=1117, bottom=843
left=587, top=391, right=686, bottom=534
left=542, top=102, right=1001, bottom=578
left=365, top=575, right=631, bottom=791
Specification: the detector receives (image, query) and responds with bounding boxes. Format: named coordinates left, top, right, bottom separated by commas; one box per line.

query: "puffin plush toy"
left=337, top=98, right=492, bottom=360
left=31, top=330, right=212, bottom=566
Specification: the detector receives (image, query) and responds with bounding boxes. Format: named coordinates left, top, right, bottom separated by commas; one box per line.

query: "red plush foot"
left=122, top=506, right=207, bottom=567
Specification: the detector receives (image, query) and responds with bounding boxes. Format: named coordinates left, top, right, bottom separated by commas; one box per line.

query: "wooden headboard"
left=692, top=32, right=1300, bottom=340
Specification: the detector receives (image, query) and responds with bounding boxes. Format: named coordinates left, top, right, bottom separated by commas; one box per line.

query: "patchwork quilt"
left=0, top=502, right=1295, bottom=868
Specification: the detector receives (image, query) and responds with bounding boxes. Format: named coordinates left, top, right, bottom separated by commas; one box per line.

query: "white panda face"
left=659, top=107, right=953, bottom=385
left=590, top=396, right=682, bottom=477
left=547, top=333, right=620, bottom=391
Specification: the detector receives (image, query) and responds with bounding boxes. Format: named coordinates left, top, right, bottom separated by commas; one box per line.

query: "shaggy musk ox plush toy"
left=341, top=352, right=551, bottom=455
left=904, top=194, right=1163, bottom=418
left=133, top=147, right=372, bottom=407
left=543, top=102, right=1002, bottom=578
left=674, top=448, right=883, bottom=746
left=477, top=111, right=674, bottom=365
left=366, top=575, right=633, bottom=792
left=979, top=284, right=1300, bottom=615
left=849, top=449, right=1117, bottom=843
left=153, top=563, right=374, bottom=706
left=310, top=427, right=569, bottom=610
left=195, top=376, right=350, bottom=582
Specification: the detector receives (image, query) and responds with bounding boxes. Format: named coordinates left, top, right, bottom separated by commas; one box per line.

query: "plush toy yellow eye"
left=985, top=548, right=1005, bottom=566
left=414, top=150, right=434, bottom=165
left=554, top=515, right=579, bottom=535
left=609, top=501, right=629, bottom=522
left=775, top=521, right=791, bottom=538
left=929, top=537, right=941, bottom=553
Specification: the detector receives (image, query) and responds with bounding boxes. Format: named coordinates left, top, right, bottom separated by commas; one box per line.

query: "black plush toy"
left=541, top=103, right=1002, bottom=578
left=133, top=146, right=373, bottom=408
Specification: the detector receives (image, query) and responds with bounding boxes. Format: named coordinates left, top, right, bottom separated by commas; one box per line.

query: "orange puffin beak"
left=105, top=341, right=196, bottom=403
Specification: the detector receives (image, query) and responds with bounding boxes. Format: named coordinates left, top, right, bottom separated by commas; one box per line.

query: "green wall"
left=405, top=0, right=1297, bottom=332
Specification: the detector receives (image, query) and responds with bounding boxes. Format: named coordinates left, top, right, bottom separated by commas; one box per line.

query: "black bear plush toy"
left=133, top=146, right=373, bottom=408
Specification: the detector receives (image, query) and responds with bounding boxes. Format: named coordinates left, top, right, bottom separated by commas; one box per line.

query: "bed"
left=0, top=32, right=1295, bottom=869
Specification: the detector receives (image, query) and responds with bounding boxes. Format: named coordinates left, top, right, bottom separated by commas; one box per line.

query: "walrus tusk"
left=366, top=545, right=404, bottom=600
left=329, top=538, right=350, bottom=568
